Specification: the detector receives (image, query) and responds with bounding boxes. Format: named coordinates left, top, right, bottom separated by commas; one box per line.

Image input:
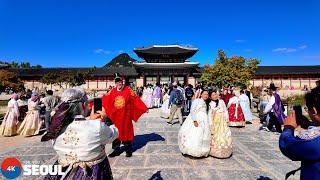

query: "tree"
left=201, top=50, right=260, bottom=88
left=0, top=70, right=25, bottom=92
left=40, top=68, right=95, bottom=89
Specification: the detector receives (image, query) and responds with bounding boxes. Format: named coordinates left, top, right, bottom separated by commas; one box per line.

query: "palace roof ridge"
left=134, top=44, right=198, bottom=51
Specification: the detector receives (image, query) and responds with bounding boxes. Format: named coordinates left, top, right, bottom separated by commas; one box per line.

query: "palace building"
left=2, top=45, right=320, bottom=91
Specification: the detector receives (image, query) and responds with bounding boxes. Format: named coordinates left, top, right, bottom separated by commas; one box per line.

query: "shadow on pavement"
left=257, top=176, right=272, bottom=180
left=133, top=133, right=165, bottom=152
left=148, top=171, right=163, bottom=180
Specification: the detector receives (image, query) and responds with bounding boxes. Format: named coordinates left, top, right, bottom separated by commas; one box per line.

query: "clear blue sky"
left=0, top=0, right=319, bottom=67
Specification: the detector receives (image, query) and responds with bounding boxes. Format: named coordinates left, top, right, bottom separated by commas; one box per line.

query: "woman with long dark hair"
left=209, top=88, right=233, bottom=158
left=178, top=88, right=211, bottom=157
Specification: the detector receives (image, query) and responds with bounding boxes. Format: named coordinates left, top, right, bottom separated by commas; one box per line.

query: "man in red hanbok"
left=101, top=73, right=148, bottom=157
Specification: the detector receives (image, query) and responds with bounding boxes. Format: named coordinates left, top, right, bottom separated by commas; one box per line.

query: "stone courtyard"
left=0, top=108, right=300, bottom=180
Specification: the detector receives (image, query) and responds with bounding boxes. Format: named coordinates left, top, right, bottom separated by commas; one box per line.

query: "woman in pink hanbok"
left=0, top=94, right=19, bottom=136
left=18, top=94, right=42, bottom=136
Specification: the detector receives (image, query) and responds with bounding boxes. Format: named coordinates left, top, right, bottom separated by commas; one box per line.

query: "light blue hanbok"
left=239, top=94, right=253, bottom=122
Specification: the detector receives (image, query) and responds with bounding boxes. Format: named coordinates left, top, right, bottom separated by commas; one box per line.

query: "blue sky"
left=0, top=0, right=319, bottom=67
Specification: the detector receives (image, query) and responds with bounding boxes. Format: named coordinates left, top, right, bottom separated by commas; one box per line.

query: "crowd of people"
left=136, top=81, right=254, bottom=128
left=1, top=75, right=320, bottom=179
left=0, top=90, right=60, bottom=137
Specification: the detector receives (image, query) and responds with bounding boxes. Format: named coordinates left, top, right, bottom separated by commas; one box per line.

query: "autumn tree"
left=0, top=70, right=25, bottom=92
left=201, top=50, right=260, bottom=88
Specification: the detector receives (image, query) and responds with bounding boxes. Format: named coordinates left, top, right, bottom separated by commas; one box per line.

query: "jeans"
left=44, top=111, right=51, bottom=131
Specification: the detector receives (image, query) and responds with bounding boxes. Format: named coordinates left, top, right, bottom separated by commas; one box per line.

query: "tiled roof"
left=255, top=66, right=320, bottom=75
left=7, top=67, right=138, bottom=77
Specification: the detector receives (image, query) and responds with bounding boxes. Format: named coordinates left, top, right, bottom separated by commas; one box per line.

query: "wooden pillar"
left=252, top=78, right=255, bottom=86
left=262, top=76, right=264, bottom=87
left=96, top=78, right=99, bottom=89
left=309, top=76, right=311, bottom=88
left=299, top=77, right=302, bottom=88
left=32, top=80, right=34, bottom=88
left=87, top=80, right=89, bottom=89
left=280, top=78, right=283, bottom=88
left=289, top=75, right=292, bottom=88
left=143, top=76, right=146, bottom=87
left=157, top=74, right=160, bottom=83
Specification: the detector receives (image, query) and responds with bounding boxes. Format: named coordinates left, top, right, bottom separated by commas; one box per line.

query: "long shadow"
left=148, top=171, right=163, bottom=180
left=257, top=176, right=272, bottom=180
left=133, top=133, right=165, bottom=152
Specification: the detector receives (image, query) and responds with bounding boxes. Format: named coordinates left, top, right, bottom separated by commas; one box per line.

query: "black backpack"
left=185, top=88, right=194, bottom=98
left=174, top=90, right=184, bottom=105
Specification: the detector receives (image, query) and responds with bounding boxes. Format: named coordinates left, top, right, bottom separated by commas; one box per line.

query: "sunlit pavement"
left=0, top=108, right=299, bottom=180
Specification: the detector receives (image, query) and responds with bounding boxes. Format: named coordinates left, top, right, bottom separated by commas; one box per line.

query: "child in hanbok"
left=209, top=90, right=233, bottom=158
left=227, top=91, right=245, bottom=127
left=178, top=89, right=211, bottom=157
left=18, top=94, right=42, bottom=136
left=0, top=94, right=19, bottom=136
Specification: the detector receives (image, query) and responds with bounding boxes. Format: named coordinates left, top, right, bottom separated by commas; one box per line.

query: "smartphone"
left=293, top=105, right=303, bottom=123
left=93, top=98, right=102, bottom=113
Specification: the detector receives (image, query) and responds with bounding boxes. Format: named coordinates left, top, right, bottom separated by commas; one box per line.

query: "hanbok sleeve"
left=279, top=128, right=320, bottom=161
left=13, top=101, right=20, bottom=117
left=100, top=124, right=119, bottom=145
left=190, top=99, right=199, bottom=121
left=220, top=100, right=229, bottom=121
left=227, top=97, right=234, bottom=108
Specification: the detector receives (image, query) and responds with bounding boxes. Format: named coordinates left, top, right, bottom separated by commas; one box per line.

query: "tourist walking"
left=42, top=90, right=60, bottom=131
left=41, top=88, right=118, bottom=180
left=167, top=82, right=183, bottom=125
left=178, top=89, right=211, bottom=158
left=227, top=91, right=245, bottom=127
left=0, top=94, right=19, bottom=136
left=259, top=88, right=271, bottom=124
left=18, top=94, right=42, bottom=136
left=263, top=83, right=286, bottom=133
left=102, top=73, right=148, bottom=157
left=239, top=89, right=253, bottom=123
left=209, top=89, right=232, bottom=158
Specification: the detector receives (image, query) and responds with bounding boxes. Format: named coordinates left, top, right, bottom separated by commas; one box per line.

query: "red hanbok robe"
left=102, top=86, right=147, bottom=141
left=227, top=96, right=245, bottom=127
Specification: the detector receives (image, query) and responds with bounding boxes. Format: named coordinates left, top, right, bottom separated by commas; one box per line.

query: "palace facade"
left=2, top=45, right=320, bottom=90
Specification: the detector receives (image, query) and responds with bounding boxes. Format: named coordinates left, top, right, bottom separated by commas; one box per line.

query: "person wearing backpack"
left=184, top=84, right=194, bottom=116
left=167, top=82, right=183, bottom=125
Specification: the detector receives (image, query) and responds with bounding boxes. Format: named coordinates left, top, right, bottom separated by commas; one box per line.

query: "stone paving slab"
left=0, top=108, right=301, bottom=180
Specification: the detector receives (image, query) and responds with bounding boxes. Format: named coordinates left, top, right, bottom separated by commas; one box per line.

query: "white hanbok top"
left=54, top=119, right=118, bottom=166
left=7, top=99, right=20, bottom=117
left=190, top=98, right=208, bottom=122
